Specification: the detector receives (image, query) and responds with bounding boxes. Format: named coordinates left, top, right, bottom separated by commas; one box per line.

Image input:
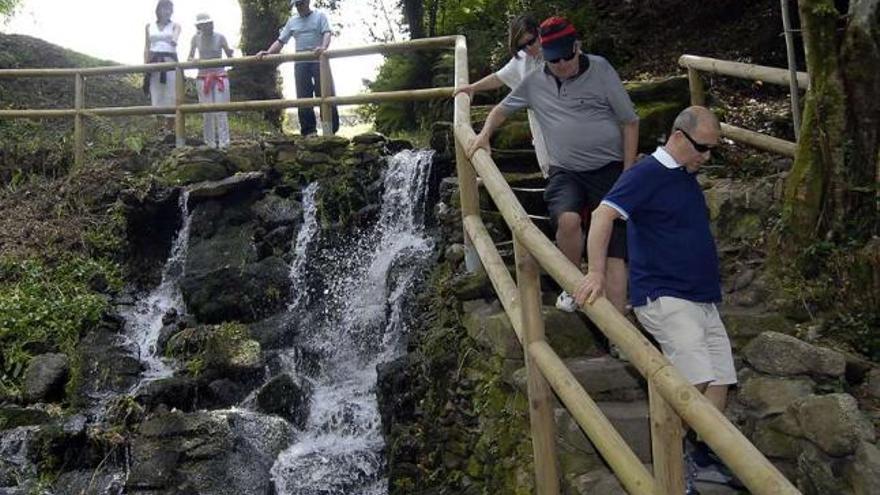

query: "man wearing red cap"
left=468, top=17, right=639, bottom=316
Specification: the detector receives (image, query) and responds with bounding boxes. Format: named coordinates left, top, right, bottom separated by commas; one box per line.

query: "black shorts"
left=543, top=161, right=627, bottom=260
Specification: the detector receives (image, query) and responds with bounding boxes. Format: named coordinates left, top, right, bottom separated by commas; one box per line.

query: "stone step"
left=555, top=400, right=652, bottom=464
left=511, top=356, right=647, bottom=403
left=491, top=148, right=541, bottom=174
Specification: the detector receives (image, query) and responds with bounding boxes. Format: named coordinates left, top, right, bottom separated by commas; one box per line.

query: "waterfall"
left=121, top=190, right=192, bottom=385
left=288, top=182, right=320, bottom=312
left=271, top=149, right=436, bottom=495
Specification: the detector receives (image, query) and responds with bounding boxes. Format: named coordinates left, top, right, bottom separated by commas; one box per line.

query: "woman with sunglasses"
left=453, top=14, right=553, bottom=177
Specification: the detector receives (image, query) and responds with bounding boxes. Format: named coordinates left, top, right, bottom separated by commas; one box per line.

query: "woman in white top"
left=454, top=14, right=553, bottom=177
left=143, top=0, right=181, bottom=131
left=188, top=13, right=234, bottom=148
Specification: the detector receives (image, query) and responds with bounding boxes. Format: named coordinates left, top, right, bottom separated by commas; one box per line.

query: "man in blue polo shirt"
left=467, top=17, right=639, bottom=316
left=574, top=106, right=736, bottom=493
left=256, top=0, right=340, bottom=136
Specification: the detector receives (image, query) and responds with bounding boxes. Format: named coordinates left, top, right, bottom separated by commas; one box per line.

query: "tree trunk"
left=233, top=0, right=289, bottom=127
left=780, top=0, right=848, bottom=247
left=840, top=0, right=880, bottom=233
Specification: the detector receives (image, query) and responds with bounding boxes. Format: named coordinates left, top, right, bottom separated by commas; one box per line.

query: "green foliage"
left=0, top=0, right=22, bottom=17
left=0, top=255, right=121, bottom=396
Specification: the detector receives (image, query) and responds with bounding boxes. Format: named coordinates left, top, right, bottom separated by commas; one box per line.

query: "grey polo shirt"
left=500, top=54, right=638, bottom=172
left=278, top=10, right=331, bottom=52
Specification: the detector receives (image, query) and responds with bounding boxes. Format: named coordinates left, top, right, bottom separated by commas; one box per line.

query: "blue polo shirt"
left=601, top=147, right=721, bottom=307
left=278, top=10, right=331, bottom=52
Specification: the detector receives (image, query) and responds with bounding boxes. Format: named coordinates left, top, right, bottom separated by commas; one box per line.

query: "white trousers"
left=197, top=77, right=230, bottom=148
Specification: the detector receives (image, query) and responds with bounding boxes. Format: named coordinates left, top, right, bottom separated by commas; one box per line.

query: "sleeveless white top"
left=149, top=22, right=178, bottom=53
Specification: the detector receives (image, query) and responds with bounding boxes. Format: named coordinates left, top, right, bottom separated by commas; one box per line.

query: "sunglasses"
left=517, top=36, right=539, bottom=52
left=677, top=128, right=716, bottom=153
left=546, top=51, right=577, bottom=64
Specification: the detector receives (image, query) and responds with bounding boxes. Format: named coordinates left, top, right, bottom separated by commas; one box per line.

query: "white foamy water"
left=121, top=190, right=192, bottom=385
left=271, top=150, right=435, bottom=495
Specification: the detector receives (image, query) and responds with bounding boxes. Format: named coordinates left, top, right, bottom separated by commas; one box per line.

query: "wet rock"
left=70, top=331, right=143, bottom=406
left=127, top=410, right=293, bottom=495
left=135, top=376, right=199, bottom=412
left=21, top=353, right=68, bottom=404
left=795, top=393, right=875, bottom=457
left=205, top=379, right=246, bottom=409
left=0, top=407, right=50, bottom=430
left=248, top=312, right=298, bottom=350
left=737, top=375, right=815, bottom=417
left=252, top=194, right=302, bottom=230
left=743, top=332, right=846, bottom=378
left=54, top=469, right=126, bottom=495
left=255, top=374, right=312, bottom=429
left=377, top=356, right=418, bottom=436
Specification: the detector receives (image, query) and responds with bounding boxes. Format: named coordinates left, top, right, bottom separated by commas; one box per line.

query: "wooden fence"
left=0, top=35, right=801, bottom=494
left=0, top=36, right=460, bottom=168
left=679, top=54, right=809, bottom=157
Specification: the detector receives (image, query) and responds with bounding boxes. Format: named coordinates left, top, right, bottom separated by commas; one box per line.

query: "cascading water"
left=288, top=182, right=320, bottom=312
left=121, top=190, right=192, bottom=385
left=271, top=149, right=436, bottom=495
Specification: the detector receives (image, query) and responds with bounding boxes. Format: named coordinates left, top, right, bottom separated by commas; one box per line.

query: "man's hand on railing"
left=452, top=84, right=475, bottom=99
left=254, top=50, right=269, bottom=59
left=467, top=132, right=491, bottom=159
left=314, top=47, right=326, bottom=57
left=574, top=271, right=605, bottom=306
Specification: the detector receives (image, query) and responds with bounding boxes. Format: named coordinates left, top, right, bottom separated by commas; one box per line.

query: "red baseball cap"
left=539, top=17, right=578, bottom=61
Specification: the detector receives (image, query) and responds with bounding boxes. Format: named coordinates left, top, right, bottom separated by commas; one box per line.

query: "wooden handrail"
left=679, top=54, right=803, bottom=157
left=452, top=119, right=801, bottom=493
left=678, top=54, right=809, bottom=89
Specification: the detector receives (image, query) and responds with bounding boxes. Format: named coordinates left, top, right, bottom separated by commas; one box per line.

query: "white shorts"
left=634, top=296, right=737, bottom=386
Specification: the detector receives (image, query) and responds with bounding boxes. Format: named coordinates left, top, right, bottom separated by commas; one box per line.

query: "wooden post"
left=514, top=238, right=559, bottom=495
left=73, top=73, right=84, bottom=169
left=319, top=55, right=334, bottom=136
left=688, top=67, right=705, bottom=106
left=453, top=36, right=483, bottom=273
left=650, top=379, right=685, bottom=495
left=175, top=67, right=185, bottom=148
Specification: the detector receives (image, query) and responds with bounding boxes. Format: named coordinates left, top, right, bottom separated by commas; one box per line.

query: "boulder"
left=248, top=312, right=299, bottom=350
left=743, top=332, right=846, bottom=378
left=53, top=469, right=126, bottom=495
left=795, top=393, right=875, bottom=457
left=225, top=142, right=267, bottom=173
left=135, top=376, right=199, bottom=412
left=865, top=368, right=880, bottom=399
left=126, top=410, right=293, bottom=495
left=352, top=132, right=387, bottom=145
left=569, top=467, right=628, bottom=495
left=156, top=147, right=232, bottom=186
left=251, top=194, right=302, bottom=230
left=21, top=353, right=68, bottom=404
left=797, top=441, right=850, bottom=495
left=70, top=331, right=143, bottom=406
left=255, top=374, right=312, bottom=429
left=542, top=306, right=599, bottom=358
left=846, top=441, right=880, bottom=495
left=186, top=171, right=265, bottom=206
left=721, top=309, right=796, bottom=348
left=737, top=375, right=815, bottom=417
left=462, top=300, right=520, bottom=359
left=752, top=416, right=801, bottom=459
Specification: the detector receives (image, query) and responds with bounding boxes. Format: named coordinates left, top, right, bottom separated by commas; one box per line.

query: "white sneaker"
left=555, top=291, right=578, bottom=313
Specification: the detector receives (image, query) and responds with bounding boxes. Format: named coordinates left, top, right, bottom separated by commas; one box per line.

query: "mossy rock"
left=635, top=99, right=686, bottom=152
left=226, top=142, right=267, bottom=173
left=0, top=406, right=51, bottom=430
left=542, top=307, right=600, bottom=358
left=625, top=76, right=690, bottom=106
left=352, top=132, right=387, bottom=145
left=722, top=309, right=797, bottom=349
left=298, top=135, right=350, bottom=152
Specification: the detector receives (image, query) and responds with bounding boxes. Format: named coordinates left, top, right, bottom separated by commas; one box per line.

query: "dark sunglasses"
left=677, top=128, right=716, bottom=153
left=517, top=36, right=539, bottom=52
left=546, top=51, right=577, bottom=64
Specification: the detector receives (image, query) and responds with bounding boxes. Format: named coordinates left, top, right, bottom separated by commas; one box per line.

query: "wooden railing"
left=0, top=35, right=801, bottom=494
left=454, top=39, right=802, bottom=494
left=679, top=54, right=809, bottom=157
left=0, top=36, right=459, bottom=168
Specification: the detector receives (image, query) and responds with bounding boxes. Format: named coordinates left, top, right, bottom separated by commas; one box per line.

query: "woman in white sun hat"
left=187, top=13, right=234, bottom=148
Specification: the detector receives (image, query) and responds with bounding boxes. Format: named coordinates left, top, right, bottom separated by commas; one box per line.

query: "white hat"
left=195, top=13, right=213, bottom=25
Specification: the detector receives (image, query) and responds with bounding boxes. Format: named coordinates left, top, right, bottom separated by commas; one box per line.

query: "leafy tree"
left=0, top=0, right=21, bottom=18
